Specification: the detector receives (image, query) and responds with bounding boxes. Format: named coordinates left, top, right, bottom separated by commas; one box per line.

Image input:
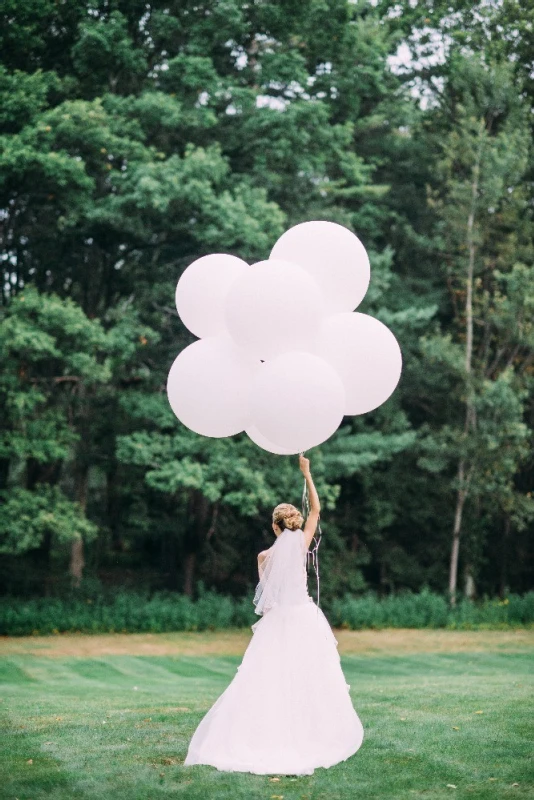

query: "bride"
left=184, top=454, right=364, bottom=775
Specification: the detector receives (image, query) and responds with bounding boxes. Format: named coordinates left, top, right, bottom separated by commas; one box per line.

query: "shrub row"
left=329, top=589, right=534, bottom=630
left=1, top=589, right=533, bottom=636
left=0, top=590, right=256, bottom=636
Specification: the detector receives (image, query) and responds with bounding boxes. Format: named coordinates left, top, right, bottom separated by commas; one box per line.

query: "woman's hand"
left=300, top=453, right=320, bottom=548
left=299, top=453, right=311, bottom=477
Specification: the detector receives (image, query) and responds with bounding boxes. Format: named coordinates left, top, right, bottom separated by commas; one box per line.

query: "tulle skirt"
left=183, top=597, right=364, bottom=775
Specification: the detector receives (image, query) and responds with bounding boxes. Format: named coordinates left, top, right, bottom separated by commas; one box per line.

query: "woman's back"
left=254, top=528, right=311, bottom=615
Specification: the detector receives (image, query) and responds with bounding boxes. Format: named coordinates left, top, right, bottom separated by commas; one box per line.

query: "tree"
left=418, top=57, right=534, bottom=602
left=0, top=286, right=157, bottom=586
left=0, top=1, right=532, bottom=599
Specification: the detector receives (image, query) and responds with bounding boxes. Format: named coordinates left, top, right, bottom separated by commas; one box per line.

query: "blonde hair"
left=272, top=503, right=304, bottom=532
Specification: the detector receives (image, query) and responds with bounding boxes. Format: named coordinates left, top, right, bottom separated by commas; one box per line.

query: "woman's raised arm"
left=299, top=454, right=321, bottom=550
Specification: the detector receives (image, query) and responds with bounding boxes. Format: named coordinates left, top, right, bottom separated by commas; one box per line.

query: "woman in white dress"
left=183, top=454, right=364, bottom=775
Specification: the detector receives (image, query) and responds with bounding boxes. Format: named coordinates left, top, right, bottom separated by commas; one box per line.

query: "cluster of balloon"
left=167, top=221, right=402, bottom=455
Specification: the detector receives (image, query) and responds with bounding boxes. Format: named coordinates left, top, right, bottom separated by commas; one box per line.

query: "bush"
left=329, top=589, right=449, bottom=629
left=328, top=589, right=534, bottom=630
left=1, top=589, right=532, bottom=636
left=0, top=589, right=258, bottom=636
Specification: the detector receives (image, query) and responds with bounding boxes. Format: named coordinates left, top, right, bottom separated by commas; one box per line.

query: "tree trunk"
left=181, top=490, right=211, bottom=596
left=70, top=464, right=89, bottom=587
left=464, top=565, right=476, bottom=599
left=183, top=552, right=196, bottom=597
left=499, top=514, right=511, bottom=598
left=0, top=457, right=9, bottom=492
left=69, top=538, right=85, bottom=587
left=379, top=559, right=388, bottom=597
left=163, top=525, right=179, bottom=590
left=106, top=462, right=123, bottom=552
left=449, top=459, right=466, bottom=604
left=448, top=123, right=483, bottom=606
left=26, top=457, right=63, bottom=593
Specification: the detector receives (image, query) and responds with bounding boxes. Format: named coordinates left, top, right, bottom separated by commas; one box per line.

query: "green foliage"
left=0, top=65, right=59, bottom=132
left=0, top=0, right=532, bottom=602
left=0, top=485, right=97, bottom=555
left=1, top=589, right=532, bottom=636
left=330, top=589, right=534, bottom=629
left=0, top=589, right=255, bottom=636
left=72, top=11, right=148, bottom=94
left=0, top=287, right=109, bottom=464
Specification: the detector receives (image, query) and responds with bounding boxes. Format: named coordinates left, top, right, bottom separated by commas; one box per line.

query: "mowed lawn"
left=0, top=629, right=532, bottom=800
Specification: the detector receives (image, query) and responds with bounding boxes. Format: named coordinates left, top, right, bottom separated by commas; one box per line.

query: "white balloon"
left=246, top=426, right=296, bottom=455
left=270, top=221, right=370, bottom=313
left=249, top=352, right=345, bottom=452
left=175, top=254, right=249, bottom=338
left=167, top=337, right=260, bottom=437
left=315, top=313, right=402, bottom=415
left=225, top=259, right=324, bottom=360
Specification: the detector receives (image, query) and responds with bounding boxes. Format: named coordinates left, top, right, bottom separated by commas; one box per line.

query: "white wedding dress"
left=183, top=527, right=364, bottom=775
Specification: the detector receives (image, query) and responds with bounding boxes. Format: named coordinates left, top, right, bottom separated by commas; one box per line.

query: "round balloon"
left=167, top=337, right=260, bottom=437
left=249, top=352, right=345, bottom=452
left=224, top=259, right=324, bottom=360
left=175, top=254, right=249, bottom=338
left=246, top=425, right=296, bottom=455
left=270, top=220, right=370, bottom=314
left=315, top=312, right=402, bottom=414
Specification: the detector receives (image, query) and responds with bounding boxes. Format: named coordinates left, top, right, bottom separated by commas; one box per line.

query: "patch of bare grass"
left=1, top=627, right=532, bottom=658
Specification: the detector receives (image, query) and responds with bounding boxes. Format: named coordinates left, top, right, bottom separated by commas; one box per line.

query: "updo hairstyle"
left=272, top=503, right=304, bottom=532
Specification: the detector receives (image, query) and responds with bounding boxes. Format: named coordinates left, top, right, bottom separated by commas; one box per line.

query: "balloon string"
left=301, top=469, right=322, bottom=615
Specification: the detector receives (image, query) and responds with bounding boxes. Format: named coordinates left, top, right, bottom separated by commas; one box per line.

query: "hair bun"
left=283, top=512, right=301, bottom=531
left=273, top=503, right=304, bottom=531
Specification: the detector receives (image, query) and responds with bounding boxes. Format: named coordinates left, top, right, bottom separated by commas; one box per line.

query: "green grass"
left=0, top=631, right=532, bottom=800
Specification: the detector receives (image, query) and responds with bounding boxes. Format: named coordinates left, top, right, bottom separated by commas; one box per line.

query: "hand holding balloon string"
left=299, top=453, right=323, bottom=609
left=299, top=453, right=311, bottom=478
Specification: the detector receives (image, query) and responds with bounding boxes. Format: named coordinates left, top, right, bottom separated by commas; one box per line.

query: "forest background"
left=1, top=0, right=533, bottom=618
